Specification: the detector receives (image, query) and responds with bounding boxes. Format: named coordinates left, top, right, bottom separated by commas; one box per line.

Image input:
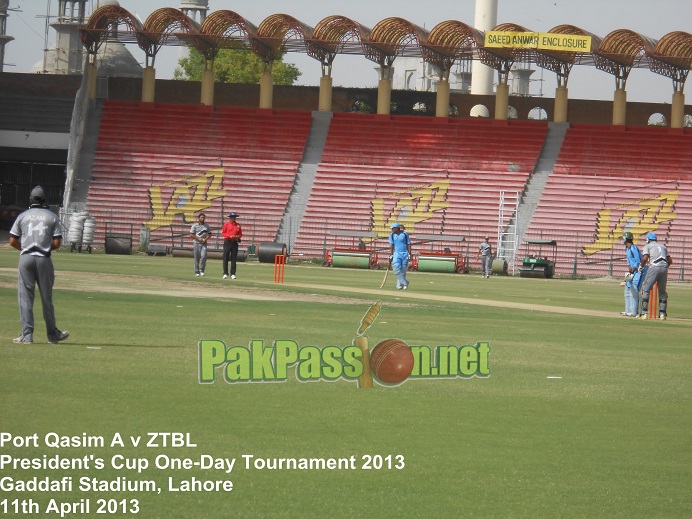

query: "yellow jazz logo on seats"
left=369, top=179, right=450, bottom=241
left=582, top=190, right=678, bottom=255
left=145, top=168, right=226, bottom=230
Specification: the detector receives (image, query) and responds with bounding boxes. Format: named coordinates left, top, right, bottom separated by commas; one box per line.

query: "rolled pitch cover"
left=172, top=248, right=193, bottom=258
left=491, top=258, right=508, bottom=275
left=331, top=250, right=370, bottom=269
left=105, top=235, right=132, bottom=255
left=257, top=242, right=287, bottom=263
left=417, top=255, right=457, bottom=273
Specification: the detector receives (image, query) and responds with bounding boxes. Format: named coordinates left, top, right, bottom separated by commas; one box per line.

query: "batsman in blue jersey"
left=388, top=222, right=411, bottom=290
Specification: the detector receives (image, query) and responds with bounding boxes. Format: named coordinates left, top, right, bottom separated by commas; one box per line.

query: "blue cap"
left=390, top=222, right=401, bottom=229
left=228, top=212, right=238, bottom=218
left=646, top=232, right=657, bottom=241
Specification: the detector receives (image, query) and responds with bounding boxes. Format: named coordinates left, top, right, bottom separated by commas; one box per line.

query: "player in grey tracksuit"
left=638, top=232, right=673, bottom=320
left=189, top=213, right=212, bottom=276
left=9, top=186, right=70, bottom=344
left=479, top=236, right=492, bottom=278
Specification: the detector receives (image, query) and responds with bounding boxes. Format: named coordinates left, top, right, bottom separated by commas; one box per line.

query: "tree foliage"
left=174, top=48, right=301, bottom=85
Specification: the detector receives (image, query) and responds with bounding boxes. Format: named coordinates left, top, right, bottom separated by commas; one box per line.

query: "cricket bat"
left=379, top=266, right=389, bottom=289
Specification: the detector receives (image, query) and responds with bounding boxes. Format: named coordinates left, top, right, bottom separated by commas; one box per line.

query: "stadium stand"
left=524, top=125, right=692, bottom=278
left=554, top=124, right=692, bottom=178
left=80, top=101, right=692, bottom=279
left=86, top=101, right=311, bottom=248
left=291, top=113, right=548, bottom=259
left=0, top=94, right=74, bottom=133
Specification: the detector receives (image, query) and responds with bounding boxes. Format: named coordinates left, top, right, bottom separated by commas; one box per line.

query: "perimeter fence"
left=57, top=209, right=690, bottom=282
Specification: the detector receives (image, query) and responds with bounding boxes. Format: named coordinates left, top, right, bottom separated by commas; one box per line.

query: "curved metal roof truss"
left=423, top=20, right=482, bottom=75
left=364, top=17, right=428, bottom=66
left=478, top=23, right=532, bottom=83
left=534, top=25, right=601, bottom=84
left=81, top=6, right=691, bottom=93
left=253, top=14, right=314, bottom=62
left=139, top=8, right=199, bottom=64
left=81, top=5, right=142, bottom=55
left=594, top=29, right=657, bottom=87
left=648, top=31, right=692, bottom=90
left=307, top=15, right=370, bottom=69
left=186, top=10, right=256, bottom=61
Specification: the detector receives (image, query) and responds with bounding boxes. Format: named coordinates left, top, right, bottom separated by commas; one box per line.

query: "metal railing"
left=57, top=207, right=690, bottom=281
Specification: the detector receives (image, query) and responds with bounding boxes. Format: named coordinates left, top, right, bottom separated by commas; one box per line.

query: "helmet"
left=622, top=231, right=633, bottom=242
left=646, top=232, right=657, bottom=242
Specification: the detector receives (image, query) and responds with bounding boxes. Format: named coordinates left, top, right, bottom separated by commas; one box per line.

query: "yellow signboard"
left=485, top=31, right=591, bottom=52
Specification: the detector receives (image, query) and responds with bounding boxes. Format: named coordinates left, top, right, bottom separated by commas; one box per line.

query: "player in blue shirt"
left=388, top=222, right=411, bottom=290
left=622, top=231, right=644, bottom=317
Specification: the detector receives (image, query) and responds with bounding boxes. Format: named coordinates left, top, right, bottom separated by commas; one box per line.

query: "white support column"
left=471, top=0, right=498, bottom=95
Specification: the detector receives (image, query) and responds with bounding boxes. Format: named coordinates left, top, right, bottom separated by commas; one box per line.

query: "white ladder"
left=497, top=190, right=520, bottom=275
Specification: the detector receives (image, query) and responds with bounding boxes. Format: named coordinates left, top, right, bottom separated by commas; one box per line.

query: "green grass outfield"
left=1, top=248, right=690, bottom=518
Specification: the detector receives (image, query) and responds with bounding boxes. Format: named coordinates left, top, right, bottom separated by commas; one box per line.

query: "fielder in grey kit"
left=9, top=186, right=70, bottom=344
left=479, top=236, right=492, bottom=278
left=638, top=232, right=673, bottom=320
left=189, top=213, right=212, bottom=276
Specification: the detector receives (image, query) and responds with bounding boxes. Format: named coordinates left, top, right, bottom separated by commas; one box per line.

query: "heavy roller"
left=519, top=239, right=557, bottom=279
left=413, top=234, right=468, bottom=274
left=324, top=230, right=380, bottom=269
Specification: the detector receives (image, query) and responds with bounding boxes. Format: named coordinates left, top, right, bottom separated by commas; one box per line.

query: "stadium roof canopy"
left=80, top=5, right=692, bottom=88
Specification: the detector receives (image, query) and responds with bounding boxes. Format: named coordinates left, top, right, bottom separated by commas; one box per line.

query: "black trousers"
left=223, top=239, right=239, bottom=276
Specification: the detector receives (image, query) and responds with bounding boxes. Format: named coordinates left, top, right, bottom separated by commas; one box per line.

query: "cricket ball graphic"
left=370, top=339, right=415, bottom=385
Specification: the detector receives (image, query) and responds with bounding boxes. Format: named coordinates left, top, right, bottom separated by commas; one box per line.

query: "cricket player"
left=622, top=231, right=644, bottom=317
left=638, top=232, right=672, bottom=320
left=479, top=235, right=493, bottom=278
left=221, top=212, right=243, bottom=279
left=9, top=186, right=70, bottom=344
left=388, top=222, right=411, bottom=290
left=189, top=213, right=212, bottom=277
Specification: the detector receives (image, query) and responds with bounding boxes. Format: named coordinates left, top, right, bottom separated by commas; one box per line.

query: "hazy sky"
left=3, top=0, right=690, bottom=103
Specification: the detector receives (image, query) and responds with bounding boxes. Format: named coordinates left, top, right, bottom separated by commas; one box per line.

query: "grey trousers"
left=640, top=265, right=668, bottom=314
left=17, top=254, right=59, bottom=340
left=481, top=256, right=492, bottom=276
left=193, top=242, right=208, bottom=274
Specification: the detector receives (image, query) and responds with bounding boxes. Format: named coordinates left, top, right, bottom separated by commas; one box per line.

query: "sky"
left=3, top=0, right=690, bottom=104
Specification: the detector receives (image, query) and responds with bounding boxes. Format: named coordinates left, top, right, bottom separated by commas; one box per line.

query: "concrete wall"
left=1, top=72, right=689, bottom=128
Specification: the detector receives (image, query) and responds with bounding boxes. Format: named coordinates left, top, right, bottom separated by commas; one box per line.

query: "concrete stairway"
left=67, top=99, right=104, bottom=208
left=516, top=122, right=569, bottom=242
left=276, top=111, right=333, bottom=249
